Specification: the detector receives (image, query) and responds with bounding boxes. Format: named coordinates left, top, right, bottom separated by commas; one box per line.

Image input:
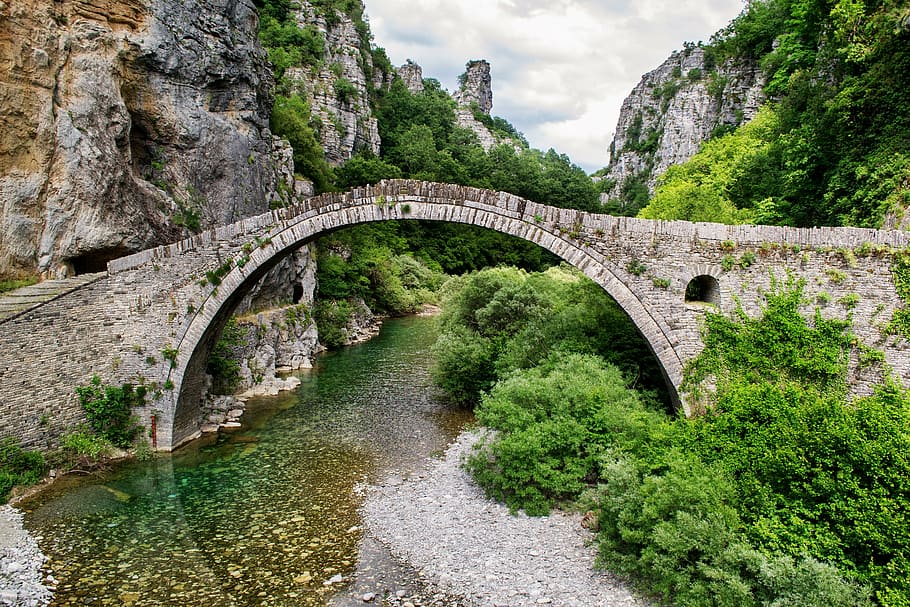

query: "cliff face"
left=284, top=0, right=387, bottom=166
left=600, top=46, right=765, bottom=206
left=0, top=0, right=293, bottom=277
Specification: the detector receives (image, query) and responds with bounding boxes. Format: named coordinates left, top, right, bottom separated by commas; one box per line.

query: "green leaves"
left=75, top=375, right=144, bottom=448
left=270, top=95, right=334, bottom=193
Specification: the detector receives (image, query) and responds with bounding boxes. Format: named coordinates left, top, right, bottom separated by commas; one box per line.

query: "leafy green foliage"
left=0, top=438, right=45, bottom=502
left=469, top=102, right=528, bottom=144
left=638, top=106, right=780, bottom=223
left=333, top=77, right=358, bottom=104
left=75, top=376, right=144, bottom=448
left=207, top=318, right=244, bottom=394
left=680, top=278, right=910, bottom=605
left=60, top=428, right=113, bottom=460
left=270, top=95, right=334, bottom=193
left=684, top=277, right=852, bottom=394
left=257, top=0, right=324, bottom=84
left=315, top=224, right=445, bottom=317
left=467, top=353, right=661, bottom=515
left=435, top=272, right=899, bottom=604
left=595, top=449, right=871, bottom=607
left=312, top=299, right=353, bottom=349
left=334, top=152, right=402, bottom=189
left=0, top=275, right=39, bottom=294
left=431, top=266, right=669, bottom=406
left=374, top=78, right=600, bottom=211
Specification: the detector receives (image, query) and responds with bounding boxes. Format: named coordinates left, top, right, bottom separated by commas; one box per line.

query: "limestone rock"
left=284, top=0, right=387, bottom=166
left=398, top=60, right=424, bottom=93
left=0, top=0, right=293, bottom=277
left=599, top=45, right=765, bottom=205
left=450, top=60, right=520, bottom=152
left=453, top=60, right=492, bottom=114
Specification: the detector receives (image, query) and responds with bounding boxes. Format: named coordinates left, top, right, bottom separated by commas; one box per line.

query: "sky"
left=364, top=0, right=746, bottom=173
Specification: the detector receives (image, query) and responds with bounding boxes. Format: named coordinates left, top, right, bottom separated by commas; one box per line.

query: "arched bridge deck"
left=2, top=180, right=909, bottom=450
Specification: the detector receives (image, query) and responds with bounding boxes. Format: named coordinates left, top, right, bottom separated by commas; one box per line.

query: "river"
left=19, top=315, right=473, bottom=606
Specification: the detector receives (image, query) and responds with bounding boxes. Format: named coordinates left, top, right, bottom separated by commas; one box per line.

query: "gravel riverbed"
left=0, top=506, right=50, bottom=607
left=362, top=431, right=649, bottom=607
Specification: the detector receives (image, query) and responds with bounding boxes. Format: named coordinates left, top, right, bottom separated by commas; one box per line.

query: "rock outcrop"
left=398, top=60, right=424, bottom=94
left=453, top=59, right=492, bottom=113
left=450, top=59, right=519, bottom=152
left=284, top=0, right=389, bottom=166
left=599, top=45, right=765, bottom=206
left=0, top=0, right=293, bottom=278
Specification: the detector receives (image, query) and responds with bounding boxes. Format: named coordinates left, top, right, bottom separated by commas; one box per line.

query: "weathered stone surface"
left=453, top=60, right=492, bottom=114
left=450, top=59, right=519, bottom=152
left=285, top=0, right=386, bottom=166
left=397, top=60, right=424, bottom=93
left=600, top=46, right=765, bottom=202
left=0, top=0, right=291, bottom=278
left=1, top=181, right=907, bottom=451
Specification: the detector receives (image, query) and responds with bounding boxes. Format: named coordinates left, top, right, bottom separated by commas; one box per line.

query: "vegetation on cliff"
left=637, top=0, right=910, bottom=228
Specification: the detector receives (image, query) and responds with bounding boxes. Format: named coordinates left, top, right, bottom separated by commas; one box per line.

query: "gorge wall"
left=0, top=0, right=296, bottom=278
left=283, top=0, right=388, bottom=167
left=599, top=46, right=765, bottom=210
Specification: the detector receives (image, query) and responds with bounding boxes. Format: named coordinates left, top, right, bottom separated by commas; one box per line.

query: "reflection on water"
left=22, top=316, right=472, bottom=606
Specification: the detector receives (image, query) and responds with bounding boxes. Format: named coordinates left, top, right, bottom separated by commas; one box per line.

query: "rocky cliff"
left=599, top=46, right=765, bottom=209
left=0, top=0, right=294, bottom=278
left=284, top=0, right=388, bottom=166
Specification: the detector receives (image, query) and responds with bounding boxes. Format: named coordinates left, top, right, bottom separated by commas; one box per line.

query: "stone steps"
left=0, top=273, right=106, bottom=322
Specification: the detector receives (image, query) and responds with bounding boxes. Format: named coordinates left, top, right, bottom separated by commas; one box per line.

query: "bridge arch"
left=160, top=182, right=686, bottom=449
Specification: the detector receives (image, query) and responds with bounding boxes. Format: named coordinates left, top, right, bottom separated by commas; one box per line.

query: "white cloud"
left=366, top=0, right=744, bottom=172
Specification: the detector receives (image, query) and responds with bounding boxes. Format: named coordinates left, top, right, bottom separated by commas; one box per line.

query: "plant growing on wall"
left=75, top=376, right=145, bottom=448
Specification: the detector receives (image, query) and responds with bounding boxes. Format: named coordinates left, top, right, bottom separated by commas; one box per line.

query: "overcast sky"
left=365, top=0, right=746, bottom=173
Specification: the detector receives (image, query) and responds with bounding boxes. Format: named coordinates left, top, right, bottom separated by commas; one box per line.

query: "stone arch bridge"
left=2, top=180, right=909, bottom=451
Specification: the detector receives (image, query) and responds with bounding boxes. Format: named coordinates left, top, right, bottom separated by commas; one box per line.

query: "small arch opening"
left=292, top=284, right=304, bottom=304
left=685, top=275, right=720, bottom=307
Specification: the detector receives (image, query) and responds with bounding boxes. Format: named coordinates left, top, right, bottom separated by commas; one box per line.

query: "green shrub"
left=466, top=353, right=665, bottom=515
left=61, top=428, right=112, bottom=460
left=313, top=299, right=353, bottom=349
left=75, top=376, right=144, bottom=448
left=333, top=77, right=358, bottom=104
left=207, top=318, right=244, bottom=394
left=0, top=275, right=39, bottom=294
left=0, top=438, right=45, bottom=502
left=271, top=94, right=334, bottom=192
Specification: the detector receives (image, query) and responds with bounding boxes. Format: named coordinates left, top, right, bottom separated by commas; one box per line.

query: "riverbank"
left=0, top=506, right=50, bottom=607
left=362, top=431, right=649, bottom=607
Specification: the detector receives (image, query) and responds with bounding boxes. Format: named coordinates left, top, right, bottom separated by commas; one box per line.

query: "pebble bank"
left=0, top=506, right=50, bottom=607
left=363, top=431, right=649, bottom=607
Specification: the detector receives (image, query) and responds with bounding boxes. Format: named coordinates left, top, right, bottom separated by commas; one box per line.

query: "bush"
left=466, top=353, right=664, bottom=515
left=313, top=299, right=353, bottom=349
left=0, top=438, right=45, bottom=502
left=75, top=376, right=144, bottom=448
left=60, top=428, right=113, bottom=460
left=431, top=265, right=669, bottom=405
left=207, top=318, right=244, bottom=394
left=271, top=94, right=334, bottom=192
left=593, top=449, right=871, bottom=607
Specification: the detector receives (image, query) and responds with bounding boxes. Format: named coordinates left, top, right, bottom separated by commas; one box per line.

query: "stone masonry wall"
left=3, top=181, right=910, bottom=450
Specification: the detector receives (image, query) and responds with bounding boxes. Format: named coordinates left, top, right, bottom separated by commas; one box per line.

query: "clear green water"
left=21, top=315, right=472, bottom=606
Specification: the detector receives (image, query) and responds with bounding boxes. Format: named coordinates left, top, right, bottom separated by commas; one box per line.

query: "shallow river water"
left=20, top=315, right=472, bottom=606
